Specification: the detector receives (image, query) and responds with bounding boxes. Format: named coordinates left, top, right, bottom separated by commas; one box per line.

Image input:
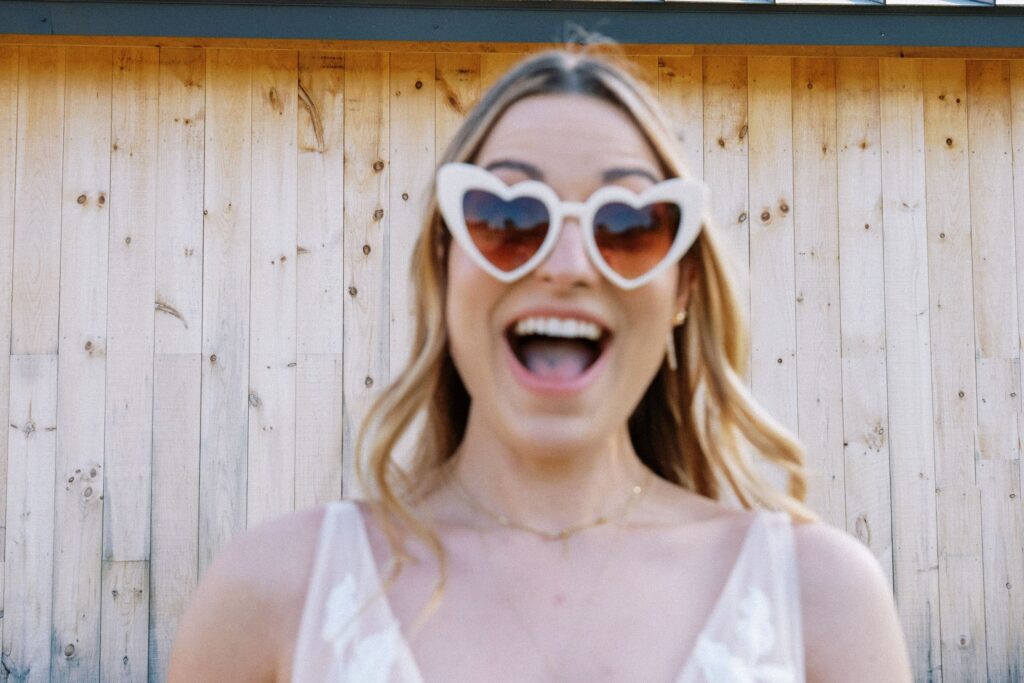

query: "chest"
left=382, top=525, right=760, bottom=682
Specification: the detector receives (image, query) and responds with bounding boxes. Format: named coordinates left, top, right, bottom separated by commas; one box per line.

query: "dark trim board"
left=3, top=1, right=1024, bottom=48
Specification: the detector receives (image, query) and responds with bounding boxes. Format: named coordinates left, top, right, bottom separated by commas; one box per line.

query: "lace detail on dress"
left=691, top=585, right=796, bottom=683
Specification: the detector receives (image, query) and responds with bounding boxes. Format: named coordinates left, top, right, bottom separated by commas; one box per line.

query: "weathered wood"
left=247, top=49, right=298, bottom=526
left=52, top=46, right=111, bottom=682
left=102, top=47, right=159, bottom=681
left=922, top=58, right=987, bottom=681
left=3, top=354, right=58, bottom=682
left=701, top=57, right=750, bottom=380
left=435, top=53, right=480, bottom=159
left=11, top=46, right=64, bottom=355
left=199, top=48, right=252, bottom=573
left=99, top=559, right=149, bottom=682
left=295, top=51, right=345, bottom=509
left=627, top=54, right=659, bottom=95
left=389, top=52, right=435, bottom=379
left=105, top=46, right=158, bottom=563
left=835, top=58, right=894, bottom=588
left=155, top=48, right=205, bottom=355
left=966, top=59, right=1024, bottom=681
left=747, top=56, right=797, bottom=492
left=343, top=51, right=390, bottom=496
left=792, top=57, right=844, bottom=527
left=149, top=48, right=204, bottom=682
left=657, top=55, right=703, bottom=179
left=879, top=57, right=942, bottom=679
left=0, top=45, right=18, bottom=654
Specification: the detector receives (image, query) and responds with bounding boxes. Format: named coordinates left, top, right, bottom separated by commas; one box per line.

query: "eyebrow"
left=484, top=158, right=662, bottom=185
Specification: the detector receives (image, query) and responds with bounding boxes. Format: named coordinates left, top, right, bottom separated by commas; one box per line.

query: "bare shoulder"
left=792, top=520, right=912, bottom=683
left=166, top=504, right=329, bottom=683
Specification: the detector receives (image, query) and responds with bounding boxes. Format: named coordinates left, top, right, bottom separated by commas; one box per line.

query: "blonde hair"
left=356, top=48, right=816, bottom=597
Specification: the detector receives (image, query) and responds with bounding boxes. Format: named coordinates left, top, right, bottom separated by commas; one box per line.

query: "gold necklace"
left=459, top=470, right=651, bottom=679
left=447, top=466, right=652, bottom=542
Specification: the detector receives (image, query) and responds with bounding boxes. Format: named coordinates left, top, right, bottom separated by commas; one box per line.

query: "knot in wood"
left=77, top=194, right=87, bottom=205
left=738, top=212, right=747, bottom=223
left=362, top=244, right=371, bottom=255
left=64, top=644, right=75, bottom=657
left=402, top=192, right=409, bottom=201
left=373, top=209, right=384, bottom=221
left=364, top=376, right=374, bottom=387
left=98, top=194, right=105, bottom=206
left=22, top=420, right=35, bottom=437
left=84, top=341, right=93, bottom=352
left=760, top=210, right=771, bottom=222
left=415, top=80, right=423, bottom=89
left=779, top=202, right=789, bottom=214
left=946, top=137, right=954, bottom=147
left=372, top=160, right=385, bottom=172
left=248, top=393, right=261, bottom=408
left=209, top=354, right=218, bottom=364
left=84, top=486, right=92, bottom=498
left=348, top=286, right=358, bottom=297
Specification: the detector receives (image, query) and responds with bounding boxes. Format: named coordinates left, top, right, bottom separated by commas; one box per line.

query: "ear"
left=675, top=257, right=699, bottom=313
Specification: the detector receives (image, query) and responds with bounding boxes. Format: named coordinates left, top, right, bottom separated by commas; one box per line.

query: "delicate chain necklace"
left=451, top=467, right=653, bottom=679
left=447, top=466, right=652, bottom=542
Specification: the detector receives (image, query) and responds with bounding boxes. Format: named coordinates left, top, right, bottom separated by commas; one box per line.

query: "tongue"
left=520, top=338, right=593, bottom=380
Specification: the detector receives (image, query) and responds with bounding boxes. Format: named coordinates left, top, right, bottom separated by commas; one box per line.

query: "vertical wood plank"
left=3, top=354, right=58, bottom=682
left=435, top=53, right=480, bottom=160
left=99, top=559, right=148, bottom=681
left=388, top=52, right=436, bottom=470
left=657, top=55, right=704, bottom=180
left=150, top=47, right=204, bottom=680
left=295, top=50, right=345, bottom=509
left=11, top=46, right=64, bottom=355
left=199, top=48, right=251, bottom=573
left=248, top=49, right=298, bottom=525
left=480, top=52, right=523, bottom=91
left=879, top=57, right=942, bottom=680
left=0, top=45, right=19, bottom=653
left=104, top=46, right=158, bottom=562
left=389, top=52, right=434, bottom=378
left=922, top=58, right=987, bottom=681
left=792, top=57, right=845, bottom=526
left=967, top=59, right=1024, bottom=682
left=154, top=48, right=205, bottom=354
left=747, top=57, right=798, bottom=491
left=702, top=57, right=750, bottom=379
left=102, top=46, right=158, bottom=682
left=1011, top=59, right=1024, bottom=681
left=836, top=58, right=894, bottom=588
left=51, top=46, right=111, bottom=682
left=343, top=52, right=389, bottom=496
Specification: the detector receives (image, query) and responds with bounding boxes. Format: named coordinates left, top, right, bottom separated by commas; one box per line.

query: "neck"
left=448, top=415, right=649, bottom=534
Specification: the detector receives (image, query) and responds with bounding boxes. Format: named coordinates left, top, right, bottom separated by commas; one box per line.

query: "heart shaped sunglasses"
left=436, top=163, right=709, bottom=290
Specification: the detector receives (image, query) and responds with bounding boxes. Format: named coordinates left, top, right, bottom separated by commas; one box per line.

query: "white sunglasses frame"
left=436, top=162, right=709, bottom=290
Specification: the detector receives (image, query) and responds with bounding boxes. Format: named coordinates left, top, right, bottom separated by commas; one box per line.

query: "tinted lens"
left=593, top=201, right=681, bottom=279
left=463, top=189, right=550, bottom=272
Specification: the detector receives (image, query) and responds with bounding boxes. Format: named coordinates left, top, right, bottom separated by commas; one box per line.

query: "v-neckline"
left=350, top=502, right=767, bottom=682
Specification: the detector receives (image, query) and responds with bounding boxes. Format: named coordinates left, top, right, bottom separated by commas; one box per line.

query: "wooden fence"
left=0, top=41, right=1022, bottom=681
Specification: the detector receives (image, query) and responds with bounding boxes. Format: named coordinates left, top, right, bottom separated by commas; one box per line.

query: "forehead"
left=473, top=93, right=663, bottom=186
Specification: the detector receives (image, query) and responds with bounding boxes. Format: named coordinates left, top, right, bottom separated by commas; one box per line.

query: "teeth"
left=513, top=316, right=602, bottom=341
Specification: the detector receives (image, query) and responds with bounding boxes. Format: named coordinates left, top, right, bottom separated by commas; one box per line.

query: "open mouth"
left=505, top=316, right=612, bottom=382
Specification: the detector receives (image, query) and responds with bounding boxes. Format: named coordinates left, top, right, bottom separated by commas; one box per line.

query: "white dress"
left=291, top=501, right=805, bottom=682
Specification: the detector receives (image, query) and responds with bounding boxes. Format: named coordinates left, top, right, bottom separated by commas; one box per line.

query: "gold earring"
left=672, top=310, right=687, bottom=326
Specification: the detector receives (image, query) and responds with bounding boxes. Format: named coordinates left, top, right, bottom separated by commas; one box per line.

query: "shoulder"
left=791, top=520, right=912, bottom=683
left=167, top=503, right=332, bottom=683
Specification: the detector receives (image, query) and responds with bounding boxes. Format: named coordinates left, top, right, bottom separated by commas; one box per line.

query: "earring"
left=672, top=310, right=687, bottom=326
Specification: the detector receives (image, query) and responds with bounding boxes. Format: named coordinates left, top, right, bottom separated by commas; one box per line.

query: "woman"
left=168, top=50, right=911, bottom=682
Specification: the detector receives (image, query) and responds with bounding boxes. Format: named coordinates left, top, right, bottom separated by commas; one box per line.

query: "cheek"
left=445, top=245, right=503, bottom=389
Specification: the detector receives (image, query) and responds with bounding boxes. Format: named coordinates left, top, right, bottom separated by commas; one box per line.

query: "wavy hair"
left=355, top=48, right=816, bottom=603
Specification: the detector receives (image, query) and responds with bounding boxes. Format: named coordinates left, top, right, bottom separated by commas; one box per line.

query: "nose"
left=533, top=216, right=600, bottom=288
